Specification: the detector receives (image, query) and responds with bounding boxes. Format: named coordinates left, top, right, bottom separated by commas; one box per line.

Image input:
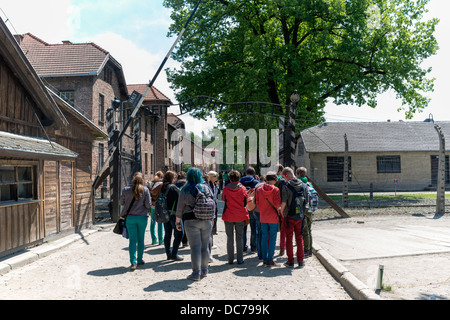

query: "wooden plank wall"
left=0, top=57, right=43, bottom=137
left=44, top=161, right=59, bottom=235
left=0, top=202, right=43, bottom=254
left=59, top=161, right=73, bottom=231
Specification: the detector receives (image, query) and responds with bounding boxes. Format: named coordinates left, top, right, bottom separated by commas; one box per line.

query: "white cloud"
left=1, top=0, right=74, bottom=42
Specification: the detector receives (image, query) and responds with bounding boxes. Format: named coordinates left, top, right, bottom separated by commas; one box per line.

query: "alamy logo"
left=170, top=128, right=282, bottom=175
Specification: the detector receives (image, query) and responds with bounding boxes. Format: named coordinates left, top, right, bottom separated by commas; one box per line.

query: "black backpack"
left=285, top=182, right=307, bottom=220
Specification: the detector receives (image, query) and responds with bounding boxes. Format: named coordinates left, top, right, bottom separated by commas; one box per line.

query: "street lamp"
left=290, top=90, right=300, bottom=104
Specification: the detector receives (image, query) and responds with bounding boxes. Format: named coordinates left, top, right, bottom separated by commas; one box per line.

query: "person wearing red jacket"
left=222, top=170, right=249, bottom=264
left=255, top=172, right=281, bottom=267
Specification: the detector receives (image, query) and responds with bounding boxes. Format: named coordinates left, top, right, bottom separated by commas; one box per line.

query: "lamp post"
left=284, top=90, right=299, bottom=169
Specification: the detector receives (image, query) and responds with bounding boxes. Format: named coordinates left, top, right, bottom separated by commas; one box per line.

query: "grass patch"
left=327, top=194, right=440, bottom=201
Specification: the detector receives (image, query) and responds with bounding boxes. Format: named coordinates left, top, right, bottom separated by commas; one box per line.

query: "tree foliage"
left=163, top=0, right=438, bottom=130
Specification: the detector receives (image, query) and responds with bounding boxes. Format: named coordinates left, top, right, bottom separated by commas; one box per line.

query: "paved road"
left=0, top=201, right=351, bottom=301
left=313, top=213, right=450, bottom=300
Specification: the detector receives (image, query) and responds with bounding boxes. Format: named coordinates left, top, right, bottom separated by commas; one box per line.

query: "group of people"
left=222, top=165, right=314, bottom=268
left=119, top=168, right=219, bottom=279
left=119, top=164, right=316, bottom=280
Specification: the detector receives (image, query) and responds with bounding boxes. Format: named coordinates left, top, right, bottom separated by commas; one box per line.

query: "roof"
left=0, top=20, right=67, bottom=127
left=127, top=84, right=171, bottom=103
left=18, top=33, right=128, bottom=97
left=0, top=131, right=78, bottom=160
left=300, top=121, right=450, bottom=153
left=168, top=113, right=185, bottom=129
left=19, top=33, right=109, bottom=77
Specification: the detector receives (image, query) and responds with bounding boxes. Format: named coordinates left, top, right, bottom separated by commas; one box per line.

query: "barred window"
left=377, top=156, right=401, bottom=173
left=327, top=157, right=352, bottom=182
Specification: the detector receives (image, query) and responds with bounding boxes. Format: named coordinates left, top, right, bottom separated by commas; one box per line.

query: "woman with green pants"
left=148, top=171, right=164, bottom=245
left=120, top=172, right=152, bottom=271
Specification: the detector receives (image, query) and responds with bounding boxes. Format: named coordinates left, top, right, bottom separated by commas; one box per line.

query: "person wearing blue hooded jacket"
left=240, top=167, right=261, bottom=258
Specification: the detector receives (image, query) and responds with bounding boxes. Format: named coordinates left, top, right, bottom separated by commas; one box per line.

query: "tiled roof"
left=19, top=33, right=110, bottom=77
left=0, top=131, right=78, bottom=159
left=127, top=84, right=171, bottom=102
left=301, top=121, right=450, bottom=153
left=167, top=113, right=185, bottom=129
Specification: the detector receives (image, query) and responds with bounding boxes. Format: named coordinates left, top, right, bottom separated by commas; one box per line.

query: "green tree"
left=164, top=0, right=438, bottom=131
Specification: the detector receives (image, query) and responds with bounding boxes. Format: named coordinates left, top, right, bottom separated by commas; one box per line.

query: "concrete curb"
left=313, top=243, right=380, bottom=300
left=0, top=224, right=114, bottom=276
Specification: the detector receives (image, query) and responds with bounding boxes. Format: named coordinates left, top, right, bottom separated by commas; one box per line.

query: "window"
left=431, top=155, right=450, bottom=185
left=99, top=94, right=105, bottom=124
left=60, top=91, right=74, bottom=106
left=104, top=67, right=113, bottom=85
left=327, top=156, right=352, bottom=182
left=377, top=156, right=401, bottom=173
left=0, top=166, right=35, bottom=203
left=98, top=144, right=104, bottom=170
left=145, top=120, right=148, bottom=141
left=144, top=153, right=148, bottom=175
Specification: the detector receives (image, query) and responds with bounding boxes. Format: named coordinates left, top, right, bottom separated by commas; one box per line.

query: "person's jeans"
left=164, top=214, right=183, bottom=259
left=184, top=219, right=213, bottom=274
left=150, top=208, right=163, bottom=244
left=252, top=211, right=262, bottom=259
left=126, top=215, right=148, bottom=265
left=224, top=220, right=245, bottom=264
left=261, top=222, right=278, bottom=262
left=243, top=211, right=260, bottom=253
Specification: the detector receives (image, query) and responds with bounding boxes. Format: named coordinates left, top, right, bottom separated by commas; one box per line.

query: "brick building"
left=126, top=84, right=172, bottom=178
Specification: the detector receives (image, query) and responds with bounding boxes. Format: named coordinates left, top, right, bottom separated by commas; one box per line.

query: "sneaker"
left=298, top=261, right=305, bottom=268
left=304, top=253, right=313, bottom=258
left=130, top=264, right=137, bottom=271
left=284, top=262, right=295, bottom=268
left=201, top=270, right=208, bottom=278
left=187, top=273, right=201, bottom=281
left=137, top=260, right=145, bottom=265
left=211, top=245, right=218, bottom=249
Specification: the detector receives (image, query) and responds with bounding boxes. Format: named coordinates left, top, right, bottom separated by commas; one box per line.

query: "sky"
left=1, top=0, right=449, bottom=137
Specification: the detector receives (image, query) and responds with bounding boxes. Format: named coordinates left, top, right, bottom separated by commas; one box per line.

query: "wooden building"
left=0, top=19, right=106, bottom=257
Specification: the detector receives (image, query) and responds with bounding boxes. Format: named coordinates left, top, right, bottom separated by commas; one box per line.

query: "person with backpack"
left=240, top=167, right=260, bottom=256
left=280, top=167, right=310, bottom=268
left=148, top=171, right=164, bottom=245
left=175, top=168, right=215, bottom=281
left=119, top=172, right=152, bottom=271
left=255, top=172, right=281, bottom=267
left=222, top=170, right=249, bottom=265
left=296, top=167, right=318, bottom=258
left=159, top=171, right=183, bottom=261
